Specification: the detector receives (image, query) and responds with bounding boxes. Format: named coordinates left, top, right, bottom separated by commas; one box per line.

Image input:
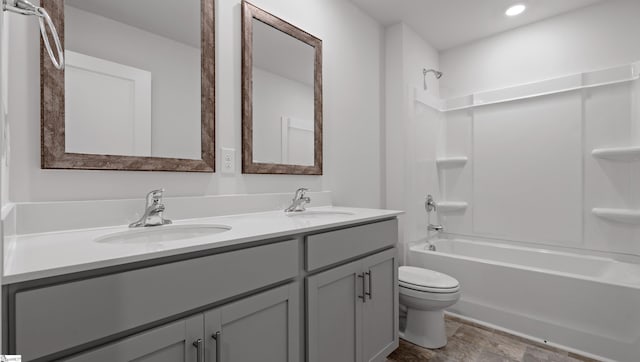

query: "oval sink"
left=95, top=224, right=232, bottom=244
left=286, top=210, right=355, bottom=218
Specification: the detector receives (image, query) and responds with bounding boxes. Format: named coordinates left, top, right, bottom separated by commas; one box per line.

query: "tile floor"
left=387, top=316, right=601, bottom=362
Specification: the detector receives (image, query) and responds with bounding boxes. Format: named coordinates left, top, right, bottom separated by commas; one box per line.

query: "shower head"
left=423, top=68, right=443, bottom=79
left=423, top=68, right=443, bottom=90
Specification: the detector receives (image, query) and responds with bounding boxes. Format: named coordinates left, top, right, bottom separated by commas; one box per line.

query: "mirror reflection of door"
left=63, top=0, right=202, bottom=160
left=251, top=18, right=315, bottom=166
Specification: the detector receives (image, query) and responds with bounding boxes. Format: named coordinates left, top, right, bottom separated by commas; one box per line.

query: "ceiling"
left=66, top=0, right=200, bottom=48
left=350, top=0, right=604, bottom=50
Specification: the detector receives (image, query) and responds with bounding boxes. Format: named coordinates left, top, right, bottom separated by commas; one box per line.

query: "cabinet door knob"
left=366, top=270, right=372, bottom=300
left=192, top=338, right=204, bottom=362
left=212, top=331, right=222, bottom=361
left=358, top=273, right=366, bottom=303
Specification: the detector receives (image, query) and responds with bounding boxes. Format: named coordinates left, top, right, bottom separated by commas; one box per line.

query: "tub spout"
left=428, top=224, right=444, bottom=232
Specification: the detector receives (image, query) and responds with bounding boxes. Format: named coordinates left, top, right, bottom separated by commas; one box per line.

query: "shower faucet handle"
left=425, top=194, right=437, bottom=213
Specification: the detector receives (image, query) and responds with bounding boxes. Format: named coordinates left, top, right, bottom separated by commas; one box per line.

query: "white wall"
left=401, top=25, right=440, bottom=99
left=7, top=0, right=384, bottom=208
left=385, top=23, right=441, bottom=262
left=66, top=6, right=201, bottom=160
left=440, top=0, right=640, bottom=98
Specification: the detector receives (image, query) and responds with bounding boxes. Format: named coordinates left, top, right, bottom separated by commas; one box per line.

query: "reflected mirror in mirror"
left=64, top=0, right=201, bottom=160
left=251, top=18, right=315, bottom=166
left=242, top=1, right=322, bottom=175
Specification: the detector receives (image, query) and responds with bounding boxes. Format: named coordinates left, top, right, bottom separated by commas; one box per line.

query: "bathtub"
left=408, top=238, right=640, bottom=362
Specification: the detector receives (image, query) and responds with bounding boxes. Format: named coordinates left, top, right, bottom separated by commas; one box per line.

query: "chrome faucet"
left=129, top=189, right=172, bottom=228
left=285, top=188, right=311, bottom=213
left=425, top=194, right=437, bottom=213
left=428, top=224, right=444, bottom=232
left=425, top=195, right=443, bottom=251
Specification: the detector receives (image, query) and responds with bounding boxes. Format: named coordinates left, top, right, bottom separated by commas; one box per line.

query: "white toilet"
left=399, top=266, right=461, bottom=349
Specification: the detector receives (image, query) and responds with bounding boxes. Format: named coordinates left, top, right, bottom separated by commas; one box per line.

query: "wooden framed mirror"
left=41, top=0, right=215, bottom=172
left=241, top=1, right=323, bottom=175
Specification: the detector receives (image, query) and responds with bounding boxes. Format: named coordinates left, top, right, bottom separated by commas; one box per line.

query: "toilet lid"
left=399, top=266, right=459, bottom=291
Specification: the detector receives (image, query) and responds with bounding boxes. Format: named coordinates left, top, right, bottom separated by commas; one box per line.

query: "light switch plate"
left=221, top=147, right=235, bottom=174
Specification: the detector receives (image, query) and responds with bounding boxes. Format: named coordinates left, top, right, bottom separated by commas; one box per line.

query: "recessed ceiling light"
left=505, top=4, right=526, bottom=16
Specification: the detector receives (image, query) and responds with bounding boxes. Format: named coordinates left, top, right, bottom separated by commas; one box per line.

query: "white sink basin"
left=95, top=224, right=232, bottom=244
left=286, top=210, right=355, bottom=218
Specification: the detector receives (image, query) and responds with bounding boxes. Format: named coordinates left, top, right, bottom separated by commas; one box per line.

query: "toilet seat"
left=400, top=282, right=460, bottom=294
left=400, top=284, right=461, bottom=302
left=399, top=266, right=460, bottom=294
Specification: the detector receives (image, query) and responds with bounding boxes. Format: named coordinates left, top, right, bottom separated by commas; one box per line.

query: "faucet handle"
left=294, top=188, right=309, bottom=199
left=146, top=189, right=165, bottom=205
left=425, top=194, right=437, bottom=213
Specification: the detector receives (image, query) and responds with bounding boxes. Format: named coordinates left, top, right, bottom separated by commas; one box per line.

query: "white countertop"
left=3, top=206, right=401, bottom=284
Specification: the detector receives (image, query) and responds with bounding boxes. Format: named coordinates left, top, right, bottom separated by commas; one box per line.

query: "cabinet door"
left=205, top=283, right=299, bottom=362
left=63, top=315, right=204, bottom=362
left=307, top=260, right=364, bottom=362
left=361, top=249, right=398, bottom=362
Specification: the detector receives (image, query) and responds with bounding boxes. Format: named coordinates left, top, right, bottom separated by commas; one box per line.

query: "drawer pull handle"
left=366, top=270, right=372, bottom=299
left=192, top=338, right=204, bottom=362
left=358, top=273, right=366, bottom=303
left=212, top=331, right=222, bottom=361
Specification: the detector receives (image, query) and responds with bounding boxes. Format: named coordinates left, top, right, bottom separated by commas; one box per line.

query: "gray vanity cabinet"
left=5, top=217, right=399, bottom=361
left=306, top=259, right=364, bottom=362
left=11, top=240, right=299, bottom=361
left=204, top=283, right=299, bottom=362
left=361, top=250, right=399, bottom=362
left=306, top=248, right=398, bottom=362
left=63, top=315, right=204, bottom=362
left=63, top=283, right=298, bottom=362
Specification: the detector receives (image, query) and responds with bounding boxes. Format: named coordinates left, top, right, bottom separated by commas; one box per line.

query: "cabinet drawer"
left=15, top=240, right=299, bottom=361
left=306, top=219, right=397, bottom=271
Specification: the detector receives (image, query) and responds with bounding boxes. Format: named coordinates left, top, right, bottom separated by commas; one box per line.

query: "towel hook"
left=3, top=0, right=64, bottom=70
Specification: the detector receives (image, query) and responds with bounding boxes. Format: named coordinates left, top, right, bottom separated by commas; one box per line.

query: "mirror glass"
left=251, top=18, right=315, bottom=166
left=63, top=0, right=201, bottom=160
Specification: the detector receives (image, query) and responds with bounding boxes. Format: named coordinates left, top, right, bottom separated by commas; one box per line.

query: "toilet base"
left=402, top=308, right=447, bottom=349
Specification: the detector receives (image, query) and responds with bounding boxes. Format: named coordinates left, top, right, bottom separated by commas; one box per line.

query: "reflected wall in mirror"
left=41, top=0, right=215, bottom=172
left=242, top=1, right=322, bottom=175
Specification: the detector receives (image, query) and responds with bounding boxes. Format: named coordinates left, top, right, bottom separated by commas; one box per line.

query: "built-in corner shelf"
left=436, top=157, right=468, bottom=168
left=436, top=202, right=468, bottom=213
left=592, top=208, right=640, bottom=224
left=592, top=146, right=640, bottom=161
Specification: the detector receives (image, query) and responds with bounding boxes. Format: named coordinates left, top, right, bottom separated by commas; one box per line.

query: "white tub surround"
left=430, top=61, right=640, bottom=258
left=3, top=205, right=401, bottom=284
left=409, top=238, right=640, bottom=362
left=415, top=62, right=640, bottom=113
